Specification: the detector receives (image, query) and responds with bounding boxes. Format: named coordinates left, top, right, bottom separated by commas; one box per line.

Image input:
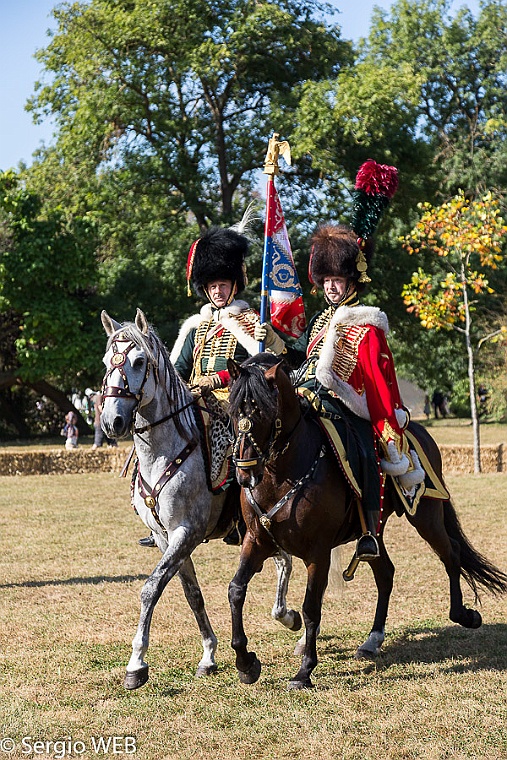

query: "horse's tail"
left=444, top=498, right=507, bottom=602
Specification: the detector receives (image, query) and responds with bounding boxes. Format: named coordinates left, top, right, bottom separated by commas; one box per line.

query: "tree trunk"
left=461, top=261, right=481, bottom=473
left=0, top=394, right=31, bottom=437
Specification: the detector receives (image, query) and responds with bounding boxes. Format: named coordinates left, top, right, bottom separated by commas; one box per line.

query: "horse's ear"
left=227, top=358, right=242, bottom=381
left=135, top=308, right=150, bottom=335
left=264, top=361, right=284, bottom=383
left=101, top=310, right=121, bottom=336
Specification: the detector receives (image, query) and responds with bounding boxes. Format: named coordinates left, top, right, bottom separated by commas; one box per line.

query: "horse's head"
left=228, top=353, right=295, bottom=488
left=100, top=309, right=160, bottom=438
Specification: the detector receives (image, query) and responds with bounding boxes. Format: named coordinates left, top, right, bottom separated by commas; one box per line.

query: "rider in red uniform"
left=258, top=161, right=425, bottom=559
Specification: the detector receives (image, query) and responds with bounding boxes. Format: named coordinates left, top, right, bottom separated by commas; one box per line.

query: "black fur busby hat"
left=188, top=227, right=249, bottom=299
left=308, top=159, right=398, bottom=290
left=186, top=203, right=260, bottom=300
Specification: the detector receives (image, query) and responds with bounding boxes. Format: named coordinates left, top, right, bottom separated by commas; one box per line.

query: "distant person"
left=61, top=411, right=79, bottom=449
left=477, top=384, right=489, bottom=418
left=91, top=391, right=117, bottom=450
left=431, top=390, right=447, bottom=419
left=423, top=394, right=431, bottom=420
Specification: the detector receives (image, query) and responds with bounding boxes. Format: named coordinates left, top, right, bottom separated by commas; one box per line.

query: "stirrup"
left=356, top=532, right=380, bottom=560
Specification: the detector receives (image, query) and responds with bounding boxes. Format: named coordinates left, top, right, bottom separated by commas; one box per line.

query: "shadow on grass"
left=364, top=622, right=507, bottom=674
left=0, top=573, right=149, bottom=589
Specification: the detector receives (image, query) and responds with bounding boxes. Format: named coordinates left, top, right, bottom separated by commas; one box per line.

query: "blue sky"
left=0, top=0, right=480, bottom=171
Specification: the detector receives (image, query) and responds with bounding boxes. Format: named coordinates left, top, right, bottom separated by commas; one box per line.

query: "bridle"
left=101, top=331, right=195, bottom=435
left=232, top=410, right=282, bottom=469
left=231, top=390, right=303, bottom=470
left=102, top=334, right=152, bottom=412
left=231, top=377, right=324, bottom=543
left=102, top=329, right=199, bottom=533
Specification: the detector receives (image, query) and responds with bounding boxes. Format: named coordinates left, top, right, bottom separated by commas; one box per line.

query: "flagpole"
left=259, top=178, right=274, bottom=351
left=260, top=132, right=290, bottom=351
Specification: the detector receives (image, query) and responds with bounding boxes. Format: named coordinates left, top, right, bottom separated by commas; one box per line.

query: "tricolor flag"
left=262, top=182, right=306, bottom=338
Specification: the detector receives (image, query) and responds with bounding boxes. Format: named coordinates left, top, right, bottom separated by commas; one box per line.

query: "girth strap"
left=136, top=441, right=197, bottom=530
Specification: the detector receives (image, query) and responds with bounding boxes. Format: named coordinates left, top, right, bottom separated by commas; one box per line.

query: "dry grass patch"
left=0, top=473, right=506, bottom=759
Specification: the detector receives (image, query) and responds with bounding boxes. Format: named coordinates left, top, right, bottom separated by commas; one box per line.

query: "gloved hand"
left=380, top=440, right=410, bottom=477
left=254, top=322, right=286, bottom=355
left=196, top=374, right=223, bottom=396
left=398, top=450, right=425, bottom=491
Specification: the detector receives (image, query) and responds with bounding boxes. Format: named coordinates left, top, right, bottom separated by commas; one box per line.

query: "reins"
left=133, top=397, right=196, bottom=435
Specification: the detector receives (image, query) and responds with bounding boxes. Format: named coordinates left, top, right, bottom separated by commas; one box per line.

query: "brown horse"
left=226, top=354, right=507, bottom=690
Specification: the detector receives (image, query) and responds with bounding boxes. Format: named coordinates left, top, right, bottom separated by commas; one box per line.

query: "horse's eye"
left=133, top=357, right=144, bottom=369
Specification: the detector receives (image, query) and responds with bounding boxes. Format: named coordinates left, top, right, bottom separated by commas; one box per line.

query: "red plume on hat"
left=308, top=159, right=398, bottom=289
left=351, top=159, right=398, bottom=240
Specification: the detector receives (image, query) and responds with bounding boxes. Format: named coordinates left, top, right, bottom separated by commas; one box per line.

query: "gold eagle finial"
left=263, top=132, right=291, bottom=175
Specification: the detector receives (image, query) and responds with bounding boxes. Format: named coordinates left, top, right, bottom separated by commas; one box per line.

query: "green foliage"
left=364, top=0, right=507, bottom=197
left=2, top=0, right=507, bottom=429
left=0, top=171, right=100, bottom=384
left=22, top=0, right=348, bottom=352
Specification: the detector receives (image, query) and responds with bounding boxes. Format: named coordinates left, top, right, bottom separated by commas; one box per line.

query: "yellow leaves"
left=401, top=191, right=506, bottom=331
left=401, top=191, right=506, bottom=267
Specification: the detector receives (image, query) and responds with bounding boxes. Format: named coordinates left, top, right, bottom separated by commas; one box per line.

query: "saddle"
left=296, top=387, right=449, bottom=517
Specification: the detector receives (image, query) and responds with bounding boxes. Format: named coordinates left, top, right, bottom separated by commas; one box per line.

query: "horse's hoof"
left=287, top=678, right=313, bottom=690
left=289, top=611, right=302, bottom=631
left=355, top=646, right=378, bottom=661
left=452, top=608, right=482, bottom=629
left=469, top=610, right=482, bottom=629
left=196, top=663, right=218, bottom=677
left=238, top=655, right=261, bottom=685
left=124, top=665, right=149, bottom=690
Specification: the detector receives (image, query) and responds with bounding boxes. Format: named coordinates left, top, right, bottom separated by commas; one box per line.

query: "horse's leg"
left=288, top=558, right=330, bottom=690
left=229, top=537, right=272, bottom=685
left=271, top=550, right=302, bottom=631
left=124, top=527, right=196, bottom=689
left=409, top=499, right=482, bottom=629
left=355, top=537, right=395, bottom=660
left=293, top=546, right=342, bottom=656
left=177, top=556, right=218, bottom=677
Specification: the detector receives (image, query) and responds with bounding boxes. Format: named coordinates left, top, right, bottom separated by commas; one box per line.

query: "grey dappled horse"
left=100, top=309, right=301, bottom=689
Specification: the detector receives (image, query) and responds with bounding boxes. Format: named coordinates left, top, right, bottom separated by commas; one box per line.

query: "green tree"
left=291, top=0, right=507, bottom=395
left=401, top=192, right=507, bottom=472
left=0, top=171, right=99, bottom=432
left=23, top=0, right=349, bottom=343
left=363, top=0, right=507, bottom=198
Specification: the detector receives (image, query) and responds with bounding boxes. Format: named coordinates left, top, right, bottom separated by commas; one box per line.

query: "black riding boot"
left=356, top=511, right=380, bottom=560
left=223, top=516, right=246, bottom=546
left=139, top=532, right=156, bottom=548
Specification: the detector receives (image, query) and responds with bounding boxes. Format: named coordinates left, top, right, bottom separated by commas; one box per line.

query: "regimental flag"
left=264, top=184, right=306, bottom=338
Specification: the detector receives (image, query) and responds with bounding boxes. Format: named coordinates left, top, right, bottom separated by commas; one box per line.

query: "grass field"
left=0, top=471, right=506, bottom=760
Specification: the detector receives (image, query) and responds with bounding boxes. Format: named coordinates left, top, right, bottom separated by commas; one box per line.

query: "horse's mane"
left=107, top=321, right=197, bottom=440
left=229, top=353, right=288, bottom=422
